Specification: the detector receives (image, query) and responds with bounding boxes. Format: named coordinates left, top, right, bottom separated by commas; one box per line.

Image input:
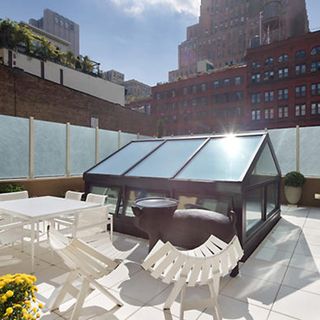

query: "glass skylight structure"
left=84, top=132, right=281, bottom=259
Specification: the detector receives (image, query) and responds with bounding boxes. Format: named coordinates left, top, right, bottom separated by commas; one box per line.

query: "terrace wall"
left=0, top=64, right=156, bottom=136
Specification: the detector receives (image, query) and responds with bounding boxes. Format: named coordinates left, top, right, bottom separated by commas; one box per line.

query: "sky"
left=1, top=0, right=320, bottom=86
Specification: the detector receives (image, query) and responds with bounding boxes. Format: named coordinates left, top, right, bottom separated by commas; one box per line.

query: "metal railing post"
left=118, top=130, right=122, bottom=149
left=66, top=122, right=70, bottom=176
left=95, top=126, right=99, bottom=164
left=28, top=117, right=34, bottom=179
left=296, top=125, right=300, bottom=172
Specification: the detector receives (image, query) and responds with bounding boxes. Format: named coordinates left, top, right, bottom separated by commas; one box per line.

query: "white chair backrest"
left=65, top=191, right=84, bottom=201
left=86, top=193, right=107, bottom=205
left=0, top=221, right=23, bottom=245
left=143, top=235, right=243, bottom=286
left=0, top=191, right=29, bottom=201
left=48, top=228, right=118, bottom=277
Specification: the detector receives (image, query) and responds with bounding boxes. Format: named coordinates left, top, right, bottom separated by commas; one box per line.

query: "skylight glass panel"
left=88, top=141, right=162, bottom=175
left=126, top=139, right=206, bottom=178
left=176, top=135, right=263, bottom=181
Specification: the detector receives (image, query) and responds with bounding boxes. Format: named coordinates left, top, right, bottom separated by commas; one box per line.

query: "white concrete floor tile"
left=303, top=218, right=320, bottom=230
left=282, top=266, right=320, bottom=295
left=289, top=253, right=320, bottom=272
left=198, top=295, right=270, bottom=320
left=111, top=268, right=169, bottom=304
left=252, top=246, right=292, bottom=266
left=272, top=285, right=320, bottom=320
left=293, top=240, right=320, bottom=258
left=240, top=258, right=288, bottom=284
left=98, top=261, right=142, bottom=288
left=221, top=274, right=281, bottom=309
left=126, top=306, right=179, bottom=320
left=267, top=311, right=298, bottom=320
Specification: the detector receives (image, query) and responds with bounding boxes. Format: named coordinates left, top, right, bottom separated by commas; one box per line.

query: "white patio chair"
left=142, top=235, right=243, bottom=320
left=46, top=228, right=127, bottom=320
left=54, top=191, right=84, bottom=230
left=0, top=221, right=24, bottom=249
left=85, top=193, right=113, bottom=241
left=0, top=191, right=29, bottom=222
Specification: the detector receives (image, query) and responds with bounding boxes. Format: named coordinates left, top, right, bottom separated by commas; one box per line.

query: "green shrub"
left=284, top=171, right=306, bottom=187
left=0, top=184, right=24, bottom=193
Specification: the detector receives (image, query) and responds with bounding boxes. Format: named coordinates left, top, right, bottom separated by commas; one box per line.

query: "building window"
left=264, top=70, right=274, bottom=81
left=251, top=61, right=261, bottom=69
left=251, top=73, right=261, bottom=83
left=311, top=61, right=320, bottom=72
left=311, top=46, right=320, bottom=56
left=265, top=57, right=274, bottom=66
left=278, top=88, right=289, bottom=100
left=295, top=85, right=306, bottom=97
left=264, top=91, right=274, bottom=102
left=251, top=109, right=261, bottom=121
left=201, top=83, right=206, bottom=92
left=156, top=93, right=160, bottom=100
left=192, top=85, right=197, bottom=93
left=278, top=106, right=288, bottom=118
left=295, top=50, right=306, bottom=59
left=235, top=91, right=244, bottom=101
left=295, top=64, right=306, bottom=75
left=172, top=90, right=176, bottom=97
left=264, top=108, right=274, bottom=119
left=251, top=93, right=261, bottom=104
left=213, top=80, right=220, bottom=88
left=278, top=68, right=289, bottom=79
left=224, top=78, right=231, bottom=86
left=278, top=53, right=288, bottom=63
left=311, top=83, right=320, bottom=96
left=295, top=104, right=306, bottom=116
left=183, top=87, right=188, bottom=95
left=234, top=76, right=242, bottom=85
left=311, top=102, right=320, bottom=115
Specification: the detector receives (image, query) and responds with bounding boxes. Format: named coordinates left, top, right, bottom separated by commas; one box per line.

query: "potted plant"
left=284, top=171, right=306, bottom=205
left=0, top=273, right=43, bottom=319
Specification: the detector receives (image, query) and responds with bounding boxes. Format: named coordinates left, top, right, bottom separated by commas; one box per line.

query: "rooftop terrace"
left=1, top=205, right=319, bottom=320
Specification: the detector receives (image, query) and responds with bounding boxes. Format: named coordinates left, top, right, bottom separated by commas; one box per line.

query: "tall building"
left=169, top=0, right=309, bottom=82
left=102, top=69, right=125, bottom=85
left=29, top=9, right=80, bottom=55
left=153, top=30, right=320, bottom=136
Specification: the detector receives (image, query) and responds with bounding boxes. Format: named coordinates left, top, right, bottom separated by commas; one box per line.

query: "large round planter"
left=284, top=186, right=302, bottom=205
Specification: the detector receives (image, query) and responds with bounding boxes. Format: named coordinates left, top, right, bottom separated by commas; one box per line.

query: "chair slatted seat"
left=142, top=235, right=243, bottom=320
left=46, top=228, right=136, bottom=320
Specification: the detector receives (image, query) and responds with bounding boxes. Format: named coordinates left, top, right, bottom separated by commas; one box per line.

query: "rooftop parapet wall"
left=0, top=64, right=156, bottom=136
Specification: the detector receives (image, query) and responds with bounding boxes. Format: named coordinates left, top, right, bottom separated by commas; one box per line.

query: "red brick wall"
left=0, top=65, right=157, bottom=135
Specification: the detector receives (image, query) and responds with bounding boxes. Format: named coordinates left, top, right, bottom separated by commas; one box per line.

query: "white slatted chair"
left=0, top=191, right=29, bottom=222
left=0, top=221, right=24, bottom=248
left=142, top=235, right=243, bottom=320
left=85, top=193, right=113, bottom=241
left=46, top=228, right=128, bottom=320
left=54, top=191, right=85, bottom=230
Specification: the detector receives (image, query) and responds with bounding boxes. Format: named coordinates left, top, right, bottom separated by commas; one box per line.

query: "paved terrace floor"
left=0, top=205, right=320, bottom=320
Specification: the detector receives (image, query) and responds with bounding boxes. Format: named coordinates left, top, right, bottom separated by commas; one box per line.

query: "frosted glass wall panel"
left=300, top=127, right=320, bottom=177
left=0, top=115, right=29, bottom=178
left=70, top=125, right=95, bottom=175
left=89, top=141, right=162, bottom=175
left=99, top=130, right=119, bottom=160
left=34, top=120, right=66, bottom=177
left=120, top=132, right=137, bottom=148
left=268, top=128, right=296, bottom=175
left=177, top=136, right=262, bottom=181
left=127, top=139, right=205, bottom=178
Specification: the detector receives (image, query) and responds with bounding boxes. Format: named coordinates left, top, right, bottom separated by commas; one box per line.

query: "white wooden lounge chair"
left=46, top=228, right=131, bottom=320
left=142, top=235, right=243, bottom=320
left=0, top=221, right=24, bottom=248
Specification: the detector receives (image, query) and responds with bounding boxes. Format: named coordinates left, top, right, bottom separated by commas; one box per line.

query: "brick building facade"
left=0, top=65, right=156, bottom=136
left=169, top=0, right=309, bottom=81
left=152, top=31, right=320, bottom=135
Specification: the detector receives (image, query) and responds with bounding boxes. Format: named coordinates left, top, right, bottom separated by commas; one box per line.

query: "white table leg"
left=30, top=221, right=35, bottom=273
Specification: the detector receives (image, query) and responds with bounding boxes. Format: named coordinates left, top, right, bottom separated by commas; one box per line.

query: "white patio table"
left=0, top=196, right=101, bottom=272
